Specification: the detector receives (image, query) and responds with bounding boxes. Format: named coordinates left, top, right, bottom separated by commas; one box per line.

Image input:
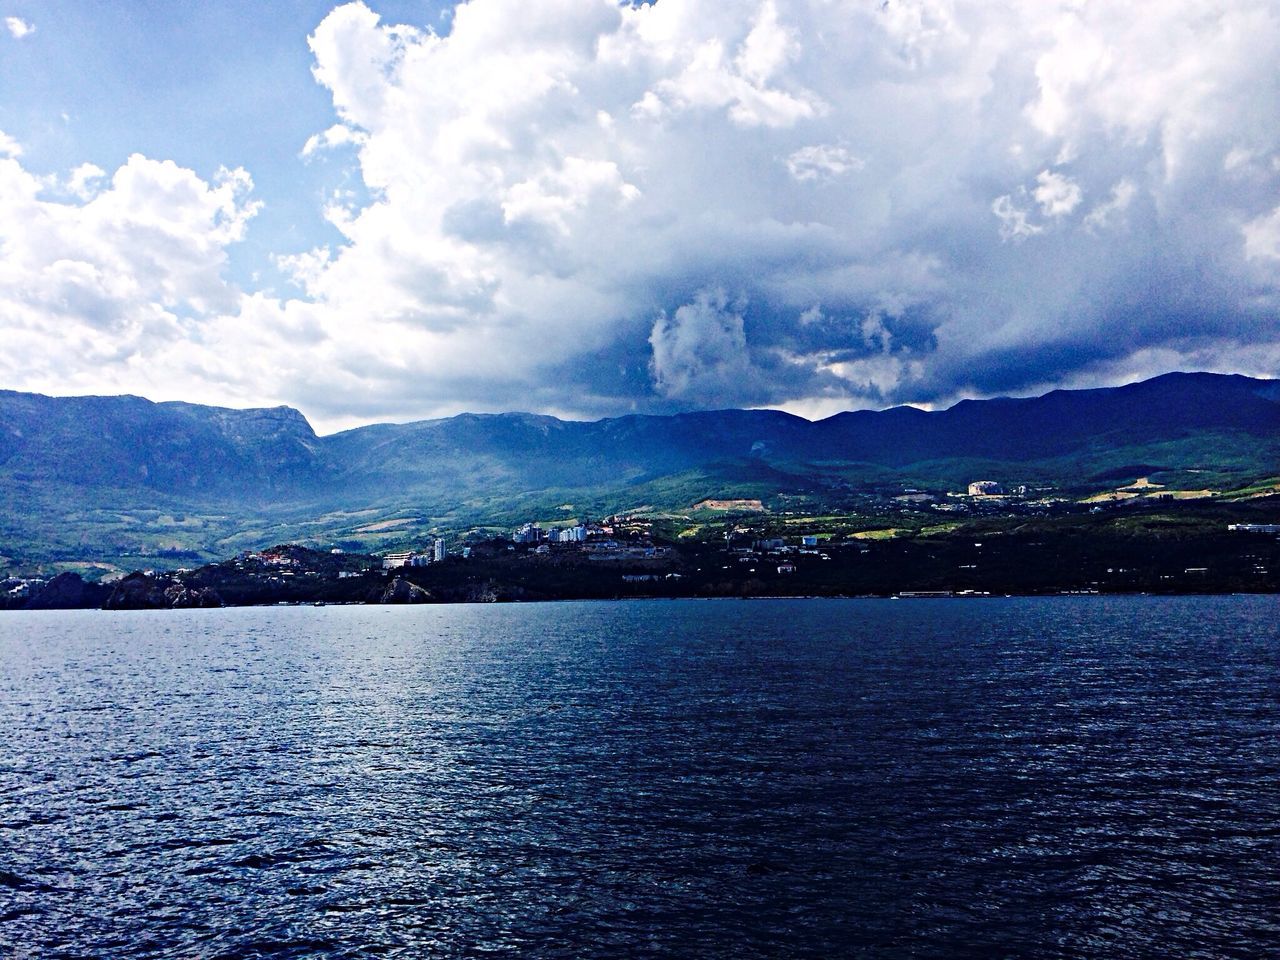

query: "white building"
left=433, top=538, right=447, bottom=562
left=968, top=480, right=1004, bottom=496
left=515, top=523, right=543, bottom=543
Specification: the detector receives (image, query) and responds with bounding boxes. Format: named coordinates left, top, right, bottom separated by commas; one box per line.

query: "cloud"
left=785, top=144, right=864, bottom=183
left=649, top=288, right=756, bottom=403
left=0, top=128, right=21, bottom=157
left=1083, top=179, right=1136, bottom=232
left=1244, top=205, right=1280, bottom=261
left=4, top=16, right=33, bottom=39
left=4, top=0, right=1280, bottom=428
left=65, top=162, right=106, bottom=200
left=300, top=123, right=368, bottom=158
left=501, top=156, right=640, bottom=235
left=0, top=152, right=263, bottom=403
left=1033, top=170, right=1082, bottom=217
left=283, top=0, right=1280, bottom=419
left=992, top=194, right=1043, bottom=242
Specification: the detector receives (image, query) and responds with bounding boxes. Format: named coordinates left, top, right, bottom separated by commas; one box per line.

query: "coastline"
left=6, top=587, right=1279, bottom=614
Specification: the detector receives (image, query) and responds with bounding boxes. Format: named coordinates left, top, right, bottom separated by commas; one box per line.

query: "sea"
left=1, top=597, right=1277, bottom=959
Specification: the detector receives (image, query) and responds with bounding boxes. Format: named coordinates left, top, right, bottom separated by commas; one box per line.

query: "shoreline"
left=5, top=588, right=1279, bottom=613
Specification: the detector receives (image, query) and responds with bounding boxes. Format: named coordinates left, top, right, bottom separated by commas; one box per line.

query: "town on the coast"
left=6, top=473, right=1280, bottom=609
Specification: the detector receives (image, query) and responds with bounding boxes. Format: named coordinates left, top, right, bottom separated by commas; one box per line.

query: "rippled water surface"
left=2, top=597, right=1278, bottom=958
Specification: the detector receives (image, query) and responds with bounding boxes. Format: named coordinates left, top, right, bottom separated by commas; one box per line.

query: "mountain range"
left=2, top=371, right=1278, bottom=569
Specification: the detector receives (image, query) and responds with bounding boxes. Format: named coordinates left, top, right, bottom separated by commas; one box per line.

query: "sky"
left=1, top=0, right=1279, bottom=432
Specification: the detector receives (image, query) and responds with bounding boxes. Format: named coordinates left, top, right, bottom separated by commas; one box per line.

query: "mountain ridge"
left=6, top=368, right=1271, bottom=444
left=2, top=371, right=1278, bottom=568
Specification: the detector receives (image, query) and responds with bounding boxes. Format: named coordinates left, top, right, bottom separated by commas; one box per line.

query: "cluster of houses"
left=515, top=523, right=587, bottom=544
left=966, top=480, right=1030, bottom=497
left=507, top=519, right=674, bottom=561
left=726, top=533, right=825, bottom=553
left=2, top=576, right=41, bottom=601
left=382, top=538, right=450, bottom=569
left=231, top=547, right=369, bottom=581
left=720, top=531, right=835, bottom=575
left=377, top=519, right=677, bottom=569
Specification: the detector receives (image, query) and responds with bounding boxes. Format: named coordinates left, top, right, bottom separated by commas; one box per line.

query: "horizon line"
left=0, top=369, right=1269, bottom=438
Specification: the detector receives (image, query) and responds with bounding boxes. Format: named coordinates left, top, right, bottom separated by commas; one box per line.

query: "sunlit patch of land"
left=918, top=523, right=963, bottom=536
left=355, top=517, right=418, bottom=532
left=318, top=509, right=380, bottom=521
left=1223, top=478, right=1280, bottom=500
left=692, top=499, right=766, bottom=512
left=1081, top=492, right=1128, bottom=503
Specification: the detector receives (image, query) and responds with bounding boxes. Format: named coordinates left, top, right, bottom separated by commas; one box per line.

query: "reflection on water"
left=1, top=597, right=1277, bottom=958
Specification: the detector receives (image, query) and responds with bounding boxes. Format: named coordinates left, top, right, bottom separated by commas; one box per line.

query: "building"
left=1228, top=523, right=1280, bottom=533
left=3, top=579, right=32, bottom=600
left=801, top=535, right=819, bottom=547
left=968, top=480, right=1004, bottom=496
left=777, top=562, right=796, bottom=574
left=433, top=538, right=447, bottom=562
left=381, top=550, right=430, bottom=569
left=514, top=523, right=543, bottom=543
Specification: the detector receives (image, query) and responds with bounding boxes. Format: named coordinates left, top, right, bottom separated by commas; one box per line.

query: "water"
left=1, top=597, right=1277, bottom=959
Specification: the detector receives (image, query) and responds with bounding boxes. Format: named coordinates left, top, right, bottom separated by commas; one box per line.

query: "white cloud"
left=65, top=162, right=105, bottom=200
left=276, top=246, right=333, bottom=290
left=1033, top=169, right=1082, bottom=217
left=642, top=0, right=822, bottom=129
left=5, top=0, right=1280, bottom=426
left=1244, top=206, right=1280, bottom=261
left=1083, top=179, right=1136, bottom=231
left=992, top=194, right=1042, bottom=242
left=786, top=145, right=864, bottom=183
left=4, top=16, right=33, bottom=39
left=300, top=123, right=368, bottom=158
left=0, top=128, right=21, bottom=157
left=649, top=288, right=756, bottom=402
left=501, top=156, right=639, bottom=235
left=0, top=152, right=263, bottom=401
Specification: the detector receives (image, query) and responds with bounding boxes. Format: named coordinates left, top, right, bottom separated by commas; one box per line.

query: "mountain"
left=0, top=390, right=325, bottom=498
left=813, top=372, right=1280, bottom=464
left=2, top=372, right=1278, bottom=569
